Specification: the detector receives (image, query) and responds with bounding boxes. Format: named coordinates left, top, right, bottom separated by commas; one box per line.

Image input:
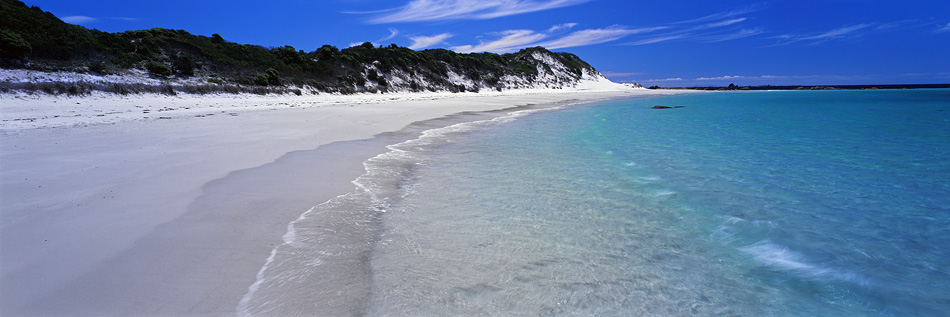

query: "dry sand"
left=0, top=87, right=676, bottom=316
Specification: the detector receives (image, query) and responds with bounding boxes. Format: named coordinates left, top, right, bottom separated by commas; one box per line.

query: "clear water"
left=242, top=90, right=950, bottom=316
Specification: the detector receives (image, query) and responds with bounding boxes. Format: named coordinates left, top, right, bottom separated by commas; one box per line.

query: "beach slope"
left=0, top=87, right=671, bottom=315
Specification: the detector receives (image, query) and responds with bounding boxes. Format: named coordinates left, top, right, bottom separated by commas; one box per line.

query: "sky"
left=24, top=0, right=950, bottom=86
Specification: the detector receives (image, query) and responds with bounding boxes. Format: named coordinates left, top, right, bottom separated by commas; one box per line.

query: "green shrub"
left=254, top=73, right=270, bottom=86
left=254, top=67, right=280, bottom=86
left=145, top=60, right=172, bottom=76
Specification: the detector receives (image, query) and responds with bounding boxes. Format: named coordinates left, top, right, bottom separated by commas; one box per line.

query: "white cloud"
left=408, top=33, right=454, bottom=49
left=548, top=22, right=578, bottom=33
left=800, top=24, right=873, bottom=40
left=452, top=30, right=547, bottom=53
left=936, top=22, right=950, bottom=33
left=674, top=6, right=762, bottom=24
left=770, top=23, right=874, bottom=46
left=696, top=75, right=744, bottom=80
left=538, top=26, right=667, bottom=49
left=368, top=0, right=592, bottom=23
left=61, top=16, right=97, bottom=24
left=704, top=18, right=747, bottom=28
left=380, top=28, right=400, bottom=41
left=626, top=34, right=686, bottom=45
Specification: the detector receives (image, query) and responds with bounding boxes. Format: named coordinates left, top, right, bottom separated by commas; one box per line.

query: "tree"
left=211, top=33, right=225, bottom=44
left=274, top=45, right=305, bottom=65
left=316, top=44, right=338, bottom=60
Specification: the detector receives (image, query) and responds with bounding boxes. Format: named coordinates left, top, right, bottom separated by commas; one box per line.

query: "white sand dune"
left=0, top=86, right=682, bottom=315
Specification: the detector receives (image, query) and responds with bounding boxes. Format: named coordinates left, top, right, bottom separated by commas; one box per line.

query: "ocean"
left=241, top=89, right=950, bottom=316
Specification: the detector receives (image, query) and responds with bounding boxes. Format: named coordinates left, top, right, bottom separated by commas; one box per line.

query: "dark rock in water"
left=652, top=106, right=673, bottom=109
left=674, top=106, right=685, bottom=108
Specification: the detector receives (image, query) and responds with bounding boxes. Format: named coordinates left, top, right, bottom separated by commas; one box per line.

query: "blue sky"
left=25, top=0, right=950, bottom=86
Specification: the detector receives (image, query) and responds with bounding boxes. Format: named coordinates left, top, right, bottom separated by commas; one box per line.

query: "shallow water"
left=243, top=89, right=950, bottom=316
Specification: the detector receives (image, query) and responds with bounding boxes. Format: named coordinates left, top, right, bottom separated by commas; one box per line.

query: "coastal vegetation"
left=0, top=0, right=601, bottom=95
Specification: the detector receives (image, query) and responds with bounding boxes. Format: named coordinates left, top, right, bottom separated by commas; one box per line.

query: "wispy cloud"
left=801, top=24, right=873, bottom=40
left=771, top=24, right=874, bottom=46
left=380, top=28, right=400, bottom=41
left=366, top=0, right=592, bottom=24
left=645, top=77, right=685, bottom=82
left=696, top=75, right=745, bottom=81
left=622, top=9, right=761, bottom=46
left=936, top=22, right=950, bottom=33
left=452, top=30, right=547, bottom=53
left=409, top=33, right=455, bottom=49
left=674, top=5, right=763, bottom=24
left=626, top=34, right=686, bottom=45
left=548, top=22, right=578, bottom=33
left=538, top=26, right=666, bottom=49
left=61, top=16, right=97, bottom=24
left=704, top=18, right=747, bottom=28
left=451, top=24, right=665, bottom=53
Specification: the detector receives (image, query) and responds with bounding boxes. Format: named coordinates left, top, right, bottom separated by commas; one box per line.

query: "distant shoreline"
left=648, top=83, right=950, bottom=91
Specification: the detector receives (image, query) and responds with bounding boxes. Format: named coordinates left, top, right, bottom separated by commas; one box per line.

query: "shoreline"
left=1, top=88, right=689, bottom=315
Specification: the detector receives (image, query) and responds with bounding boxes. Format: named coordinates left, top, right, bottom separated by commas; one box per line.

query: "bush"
left=254, top=73, right=270, bottom=86
left=145, top=60, right=172, bottom=76
left=254, top=67, right=280, bottom=86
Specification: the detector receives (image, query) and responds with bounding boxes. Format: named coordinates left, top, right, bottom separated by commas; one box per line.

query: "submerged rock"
left=652, top=105, right=672, bottom=109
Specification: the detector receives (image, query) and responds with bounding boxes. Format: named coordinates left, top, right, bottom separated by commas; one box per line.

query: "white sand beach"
left=0, top=86, right=675, bottom=315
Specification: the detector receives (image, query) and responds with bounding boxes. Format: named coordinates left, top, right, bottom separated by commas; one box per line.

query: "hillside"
left=0, top=0, right=622, bottom=95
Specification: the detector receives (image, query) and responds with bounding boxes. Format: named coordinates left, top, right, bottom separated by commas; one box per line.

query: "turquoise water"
left=243, top=90, right=950, bottom=315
